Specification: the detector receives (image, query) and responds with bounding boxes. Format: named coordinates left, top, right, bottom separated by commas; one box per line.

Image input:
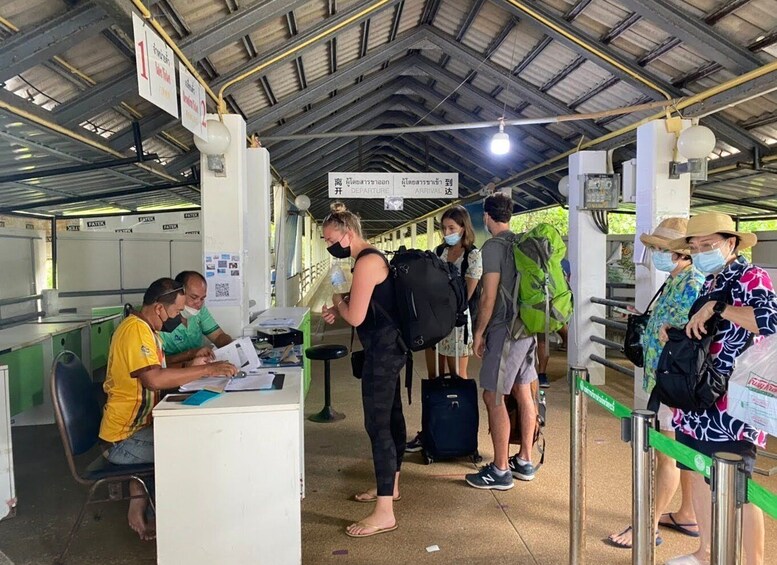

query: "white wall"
left=57, top=231, right=201, bottom=312
left=0, top=228, right=47, bottom=318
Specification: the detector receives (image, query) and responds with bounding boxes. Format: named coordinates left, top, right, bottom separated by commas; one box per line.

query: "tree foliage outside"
left=509, top=206, right=637, bottom=235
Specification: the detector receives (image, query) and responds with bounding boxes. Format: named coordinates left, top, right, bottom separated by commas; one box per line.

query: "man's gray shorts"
left=480, top=325, right=538, bottom=394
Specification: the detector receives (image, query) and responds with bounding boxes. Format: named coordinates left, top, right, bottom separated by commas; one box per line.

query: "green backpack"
left=511, top=224, right=573, bottom=336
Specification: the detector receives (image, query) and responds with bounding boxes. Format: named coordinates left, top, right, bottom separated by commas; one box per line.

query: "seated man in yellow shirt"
left=99, top=277, right=237, bottom=540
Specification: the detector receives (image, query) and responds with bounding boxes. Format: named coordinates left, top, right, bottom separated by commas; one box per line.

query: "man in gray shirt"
left=466, top=193, right=538, bottom=490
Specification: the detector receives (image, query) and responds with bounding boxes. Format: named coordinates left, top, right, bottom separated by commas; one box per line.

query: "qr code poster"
left=204, top=251, right=242, bottom=306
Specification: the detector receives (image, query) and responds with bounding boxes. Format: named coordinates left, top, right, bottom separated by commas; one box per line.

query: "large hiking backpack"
left=389, top=247, right=468, bottom=352
left=512, top=224, right=573, bottom=336
left=435, top=243, right=481, bottom=327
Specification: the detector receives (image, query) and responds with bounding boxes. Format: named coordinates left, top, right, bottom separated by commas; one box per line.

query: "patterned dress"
left=437, top=246, right=483, bottom=357
left=642, top=266, right=705, bottom=393
left=672, top=256, right=777, bottom=448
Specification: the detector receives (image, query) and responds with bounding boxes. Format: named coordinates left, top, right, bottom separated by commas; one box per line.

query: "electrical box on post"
left=580, top=174, right=621, bottom=210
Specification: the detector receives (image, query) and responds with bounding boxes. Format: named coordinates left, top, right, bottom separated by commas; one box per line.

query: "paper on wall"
left=204, top=251, right=242, bottom=306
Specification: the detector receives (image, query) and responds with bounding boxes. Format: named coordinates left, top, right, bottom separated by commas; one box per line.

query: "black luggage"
left=420, top=344, right=481, bottom=464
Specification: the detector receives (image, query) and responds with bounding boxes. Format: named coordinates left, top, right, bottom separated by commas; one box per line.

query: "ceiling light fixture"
left=490, top=118, right=510, bottom=155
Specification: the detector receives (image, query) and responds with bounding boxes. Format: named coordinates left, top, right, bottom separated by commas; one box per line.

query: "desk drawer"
left=53, top=329, right=82, bottom=359
left=0, top=345, right=44, bottom=417
left=91, top=321, right=114, bottom=369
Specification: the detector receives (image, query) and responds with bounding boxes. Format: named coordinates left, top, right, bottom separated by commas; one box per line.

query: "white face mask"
left=181, top=305, right=200, bottom=319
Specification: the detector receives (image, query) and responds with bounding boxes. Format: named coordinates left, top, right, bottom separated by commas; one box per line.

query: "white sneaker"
left=664, top=555, right=708, bottom=565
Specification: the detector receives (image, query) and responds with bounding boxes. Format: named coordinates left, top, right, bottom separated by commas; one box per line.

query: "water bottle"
left=538, top=389, right=547, bottom=427
left=329, top=262, right=350, bottom=294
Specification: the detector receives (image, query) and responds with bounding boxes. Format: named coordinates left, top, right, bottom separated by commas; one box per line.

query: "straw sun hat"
left=667, top=212, right=757, bottom=252
left=639, top=217, right=691, bottom=254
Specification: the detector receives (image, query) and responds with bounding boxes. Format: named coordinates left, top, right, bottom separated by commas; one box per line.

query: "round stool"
left=305, top=344, right=348, bottom=423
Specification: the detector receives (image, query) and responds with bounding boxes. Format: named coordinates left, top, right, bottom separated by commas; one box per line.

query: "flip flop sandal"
left=345, top=522, right=398, bottom=538
left=353, top=492, right=401, bottom=503
left=659, top=513, right=701, bottom=538
left=603, top=526, right=663, bottom=549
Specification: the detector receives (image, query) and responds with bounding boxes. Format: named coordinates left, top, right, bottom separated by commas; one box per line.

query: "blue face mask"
left=692, top=248, right=728, bottom=274
left=444, top=232, right=462, bottom=246
left=652, top=251, right=676, bottom=273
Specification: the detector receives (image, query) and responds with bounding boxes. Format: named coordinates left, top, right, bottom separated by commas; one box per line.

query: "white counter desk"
left=153, top=368, right=304, bottom=565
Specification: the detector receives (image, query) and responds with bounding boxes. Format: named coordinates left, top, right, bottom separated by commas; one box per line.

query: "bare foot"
left=353, top=487, right=400, bottom=502
left=346, top=507, right=396, bottom=536
left=128, top=501, right=152, bottom=540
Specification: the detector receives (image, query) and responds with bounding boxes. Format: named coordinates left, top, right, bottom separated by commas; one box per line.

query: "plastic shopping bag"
left=728, top=336, right=777, bottom=437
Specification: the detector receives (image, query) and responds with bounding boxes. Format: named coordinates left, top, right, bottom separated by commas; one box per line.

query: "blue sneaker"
left=538, top=373, right=550, bottom=388
left=465, top=463, right=514, bottom=490
left=404, top=432, right=423, bottom=453
left=509, top=455, right=536, bottom=481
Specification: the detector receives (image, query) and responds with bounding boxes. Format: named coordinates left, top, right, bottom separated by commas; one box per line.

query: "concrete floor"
left=1, top=315, right=775, bottom=564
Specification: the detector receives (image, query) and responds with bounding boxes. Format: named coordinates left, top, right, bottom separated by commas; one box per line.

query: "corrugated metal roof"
left=0, top=0, right=776, bottom=233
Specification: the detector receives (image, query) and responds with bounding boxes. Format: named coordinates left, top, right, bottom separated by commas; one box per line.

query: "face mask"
left=181, top=305, right=199, bottom=319
left=161, top=313, right=183, bottom=333
left=651, top=251, right=676, bottom=273
left=444, top=232, right=462, bottom=246
left=692, top=248, right=728, bottom=275
left=327, top=236, right=351, bottom=259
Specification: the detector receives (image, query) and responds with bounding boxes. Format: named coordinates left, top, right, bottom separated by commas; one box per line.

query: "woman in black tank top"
left=322, top=203, right=407, bottom=539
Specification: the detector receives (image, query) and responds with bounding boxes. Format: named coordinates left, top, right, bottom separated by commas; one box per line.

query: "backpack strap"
left=644, top=281, right=667, bottom=314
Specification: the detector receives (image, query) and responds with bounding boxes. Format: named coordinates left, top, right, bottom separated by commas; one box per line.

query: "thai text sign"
left=328, top=172, right=458, bottom=199
left=133, top=13, right=178, bottom=118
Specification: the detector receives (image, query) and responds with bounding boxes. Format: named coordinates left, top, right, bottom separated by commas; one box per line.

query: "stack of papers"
left=213, top=337, right=260, bottom=370
left=180, top=370, right=276, bottom=393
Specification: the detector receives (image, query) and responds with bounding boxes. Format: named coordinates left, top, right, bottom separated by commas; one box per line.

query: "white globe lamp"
left=294, top=194, right=311, bottom=212
left=677, top=124, right=716, bottom=160
left=558, top=175, right=569, bottom=198
left=193, top=119, right=231, bottom=155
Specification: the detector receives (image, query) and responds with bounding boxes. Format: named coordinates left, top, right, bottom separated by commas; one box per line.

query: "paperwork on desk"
left=213, top=337, right=260, bottom=370
left=180, top=370, right=276, bottom=393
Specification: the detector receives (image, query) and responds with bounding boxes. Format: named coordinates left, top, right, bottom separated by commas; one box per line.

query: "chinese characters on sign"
left=328, top=172, right=458, bottom=199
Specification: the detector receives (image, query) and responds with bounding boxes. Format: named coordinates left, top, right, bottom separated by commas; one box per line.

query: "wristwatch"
left=713, top=301, right=727, bottom=316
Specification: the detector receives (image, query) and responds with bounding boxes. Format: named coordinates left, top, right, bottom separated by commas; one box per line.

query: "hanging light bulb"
left=490, top=118, right=510, bottom=155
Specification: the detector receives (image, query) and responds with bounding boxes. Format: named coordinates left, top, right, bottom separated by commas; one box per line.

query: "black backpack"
left=649, top=276, right=751, bottom=416
left=390, top=247, right=468, bottom=352
left=435, top=243, right=481, bottom=330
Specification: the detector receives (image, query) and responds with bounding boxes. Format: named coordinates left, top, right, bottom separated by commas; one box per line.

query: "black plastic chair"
left=50, top=351, right=155, bottom=564
left=305, top=344, right=348, bottom=423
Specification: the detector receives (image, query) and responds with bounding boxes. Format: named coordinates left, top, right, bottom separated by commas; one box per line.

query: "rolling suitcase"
left=420, top=330, right=481, bottom=465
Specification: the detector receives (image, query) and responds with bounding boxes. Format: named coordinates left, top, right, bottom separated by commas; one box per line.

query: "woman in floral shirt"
left=607, top=218, right=704, bottom=550
left=665, top=212, right=776, bottom=565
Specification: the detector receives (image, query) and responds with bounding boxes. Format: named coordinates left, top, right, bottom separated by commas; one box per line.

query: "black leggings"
left=359, top=328, right=407, bottom=497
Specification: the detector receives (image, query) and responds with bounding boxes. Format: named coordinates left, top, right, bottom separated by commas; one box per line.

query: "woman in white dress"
left=408, top=206, right=483, bottom=452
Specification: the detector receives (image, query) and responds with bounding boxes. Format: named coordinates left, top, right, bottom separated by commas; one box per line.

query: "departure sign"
left=328, top=172, right=458, bottom=199
left=133, top=13, right=178, bottom=118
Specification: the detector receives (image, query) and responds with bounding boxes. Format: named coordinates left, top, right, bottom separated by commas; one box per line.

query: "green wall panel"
left=0, top=345, right=45, bottom=416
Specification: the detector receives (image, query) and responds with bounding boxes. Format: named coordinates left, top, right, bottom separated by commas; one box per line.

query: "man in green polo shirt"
left=160, top=271, right=234, bottom=365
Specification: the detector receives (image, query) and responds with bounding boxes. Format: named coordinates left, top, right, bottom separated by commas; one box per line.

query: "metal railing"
left=569, top=370, right=777, bottom=565
left=298, top=260, right=328, bottom=303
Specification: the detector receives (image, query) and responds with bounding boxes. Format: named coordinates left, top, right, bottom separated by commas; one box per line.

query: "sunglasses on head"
left=153, top=285, right=184, bottom=302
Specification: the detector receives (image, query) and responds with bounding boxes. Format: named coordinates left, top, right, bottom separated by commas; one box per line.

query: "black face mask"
left=327, top=240, right=351, bottom=259
left=161, top=314, right=183, bottom=333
